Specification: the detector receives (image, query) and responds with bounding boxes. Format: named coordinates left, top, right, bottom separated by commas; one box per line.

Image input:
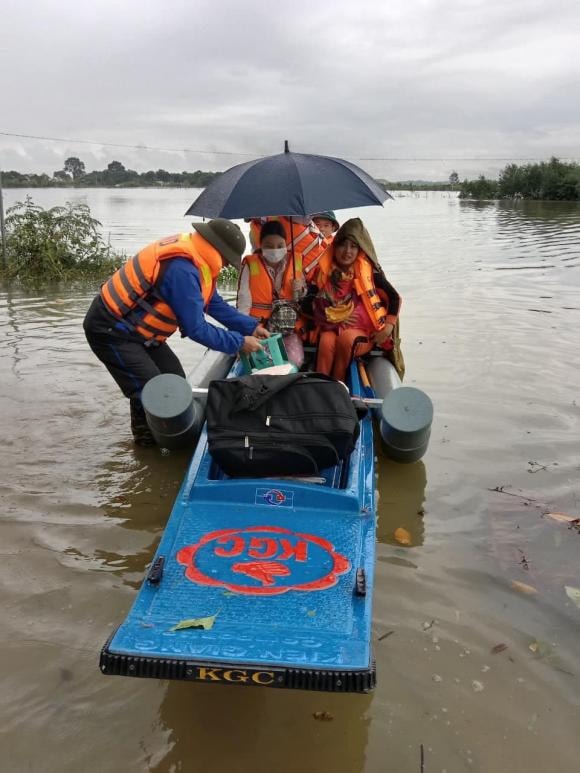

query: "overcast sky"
left=1, top=0, right=579, bottom=180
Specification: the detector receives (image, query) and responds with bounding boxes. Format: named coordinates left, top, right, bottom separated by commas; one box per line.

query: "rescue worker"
left=307, top=218, right=403, bottom=382
left=312, top=211, right=340, bottom=241
left=84, top=219, right=268, bottom=446
left=237, top=220, right=304, bottom=367
left=248, top=215, right=328, bottom=278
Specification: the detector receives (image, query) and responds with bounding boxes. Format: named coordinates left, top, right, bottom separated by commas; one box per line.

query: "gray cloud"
left=1, top=0, right=579, bottom=180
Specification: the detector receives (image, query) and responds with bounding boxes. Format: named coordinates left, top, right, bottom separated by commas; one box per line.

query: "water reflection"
left=460, top=199, right=580, bottom=271
left=151, top=683, right=371, bottom=773
left=85, top=443, right=192, bottom=586
left=376, top=457, right=427, bottom=547
left=1, top=283, right=27, bottom=378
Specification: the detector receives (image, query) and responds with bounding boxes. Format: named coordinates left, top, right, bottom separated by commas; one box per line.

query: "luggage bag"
left=206, top=373, right=360, bottom=477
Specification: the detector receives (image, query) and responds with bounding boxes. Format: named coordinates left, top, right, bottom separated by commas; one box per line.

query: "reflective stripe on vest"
left=280, top=217, right=327, bottom=262
left=100, top=232, right=221, bottom=342
left=303, top=241, right=332, bottom=279
left=249, top=217, right=328, bottom=276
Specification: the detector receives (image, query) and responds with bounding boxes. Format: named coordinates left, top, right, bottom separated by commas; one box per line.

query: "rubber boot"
left=130, top=398, right=156, bottom=446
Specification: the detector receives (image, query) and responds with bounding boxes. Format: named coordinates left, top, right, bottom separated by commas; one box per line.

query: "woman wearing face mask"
left=247, top=215, right=328, bottom=280
left=309, top=218, right=402, bottom=382
left=237, top=220, right=305, bottom=366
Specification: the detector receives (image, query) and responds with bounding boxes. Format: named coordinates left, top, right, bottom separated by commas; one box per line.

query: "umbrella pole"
left=289, top=215, right=296, bottom=280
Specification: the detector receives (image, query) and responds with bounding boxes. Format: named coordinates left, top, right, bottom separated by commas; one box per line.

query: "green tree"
left=64, top=156, right=85, bottom=180
left=155, top=168, right=171, bottom=183
left=104, top=160, right=128, bottom=186
left=449, top=171, right=459, bottom=186
left=459, top=175, right=499, bottom=199
left=107, top=160, right=126, bottom=173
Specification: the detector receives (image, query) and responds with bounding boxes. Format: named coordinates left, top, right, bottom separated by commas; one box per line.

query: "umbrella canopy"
left=185, top=142, right=392, bottom=219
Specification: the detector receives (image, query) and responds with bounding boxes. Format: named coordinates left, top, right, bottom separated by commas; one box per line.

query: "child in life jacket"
left=237, top=220, right=305, bottom=367
left=308, top=218, right=402, bottom=382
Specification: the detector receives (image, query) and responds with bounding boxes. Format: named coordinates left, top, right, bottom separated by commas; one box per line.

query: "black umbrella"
left=185, top=141, right=392, bottom=219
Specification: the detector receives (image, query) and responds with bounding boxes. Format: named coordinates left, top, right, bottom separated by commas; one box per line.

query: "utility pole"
left=0, top=168, right=6, bottom=270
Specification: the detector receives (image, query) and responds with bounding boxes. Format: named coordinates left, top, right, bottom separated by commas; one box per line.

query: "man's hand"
left=253, top=324, right=270, bottom=339
left=241, top=336, right=263, bottom=354
left=373, top=323, right=394, bottom=346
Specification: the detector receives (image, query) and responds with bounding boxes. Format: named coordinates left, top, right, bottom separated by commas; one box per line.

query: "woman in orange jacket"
left=309, top=218, right=402, bottom=382
left=247, top=215, right=328, bottom=279
left=237, top=220, right=305, bottom=367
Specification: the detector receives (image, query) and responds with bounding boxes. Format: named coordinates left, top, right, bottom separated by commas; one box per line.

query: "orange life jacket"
left=314, top=250, right=389, bottom=333
left=242, top=251, right=303, bottom=320
left=248, top=217, right=328, bottom=277
left=100, top=232, right=222, bottom=342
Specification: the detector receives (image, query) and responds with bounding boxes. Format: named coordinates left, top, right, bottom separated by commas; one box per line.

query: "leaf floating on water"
left=528, top=640, right=554, bottom=659
left=312, top=711, right=334, bottom=722
left=170, top=613, right=218, bottom=632
left=564, top=586, right=580, bottom=609
left=306, top=610, right=317, bottom=617
left=545, top=512, right=577, bottom=524
left=491, top=643, right=508, bottom=655
left=526, top=639, right=574, bottom=674
left=510, top=580, right=538, bottom=595
left=394, top=527, right=412, bottom=546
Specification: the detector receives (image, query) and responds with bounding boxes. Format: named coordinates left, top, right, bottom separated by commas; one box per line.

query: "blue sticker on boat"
left=255, top=488, right=294, bottom=507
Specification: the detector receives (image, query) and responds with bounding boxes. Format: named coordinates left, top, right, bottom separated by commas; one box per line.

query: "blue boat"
left=100, top=360, right=378, bottom=692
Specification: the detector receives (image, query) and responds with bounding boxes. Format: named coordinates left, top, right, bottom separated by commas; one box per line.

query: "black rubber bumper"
left=100, top=641, right=376, bottom=693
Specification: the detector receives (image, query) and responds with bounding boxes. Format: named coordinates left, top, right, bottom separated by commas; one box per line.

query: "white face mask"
left=262, top=247, right=287, bottom=264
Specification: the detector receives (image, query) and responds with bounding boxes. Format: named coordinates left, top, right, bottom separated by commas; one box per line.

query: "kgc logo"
left=176, top=525, right=350, bottom=595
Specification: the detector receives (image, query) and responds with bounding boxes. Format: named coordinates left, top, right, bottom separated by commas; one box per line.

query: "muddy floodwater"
left=1, top=188, right=579, bottom=772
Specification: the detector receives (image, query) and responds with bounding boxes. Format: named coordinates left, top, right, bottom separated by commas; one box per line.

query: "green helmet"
left=192, top=218, right=246, bottom=270
left=311, top=211, right=340, bottom=232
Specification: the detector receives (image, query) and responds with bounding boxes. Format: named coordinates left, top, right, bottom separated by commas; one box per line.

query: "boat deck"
left=101, top=364, right=377, bottom=692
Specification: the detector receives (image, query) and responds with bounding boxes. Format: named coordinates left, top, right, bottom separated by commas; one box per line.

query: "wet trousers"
left=316, top=328, right=374, bottom=382
left=83, top=295, right=185, bottom=399
left=84, top=296, right=187, bottom=444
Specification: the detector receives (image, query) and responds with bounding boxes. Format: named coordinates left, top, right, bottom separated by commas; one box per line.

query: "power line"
left=0, top=129, right=578, bottom=163
left=0, top=130, right=254, bottom=156
left=359, top=156, right=580, bottom=162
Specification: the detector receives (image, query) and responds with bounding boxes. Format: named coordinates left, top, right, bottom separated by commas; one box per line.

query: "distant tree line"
left=378, top=172, right=460, bottom=192
left=1, top=157, right=221, bottom=188
left=459, top=158, right=580, bottom=201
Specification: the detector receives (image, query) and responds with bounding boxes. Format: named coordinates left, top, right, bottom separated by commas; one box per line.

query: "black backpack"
left=206, top=373, right=360, bottom=477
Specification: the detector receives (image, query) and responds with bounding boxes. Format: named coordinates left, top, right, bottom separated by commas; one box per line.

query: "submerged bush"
left=499, top=158, right=580, bottom=200
left=1, top=197, right=124, bottom=280
left=459, top=175, right=500, bottom=200
left=218, top=264, right=239, bottom=284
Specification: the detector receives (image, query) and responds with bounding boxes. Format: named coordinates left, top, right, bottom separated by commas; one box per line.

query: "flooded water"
left=1, top=188, right=579, bottom=772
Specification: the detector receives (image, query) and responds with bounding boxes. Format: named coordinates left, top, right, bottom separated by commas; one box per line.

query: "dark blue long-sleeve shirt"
left=117, top=258, right=257, bottom=353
